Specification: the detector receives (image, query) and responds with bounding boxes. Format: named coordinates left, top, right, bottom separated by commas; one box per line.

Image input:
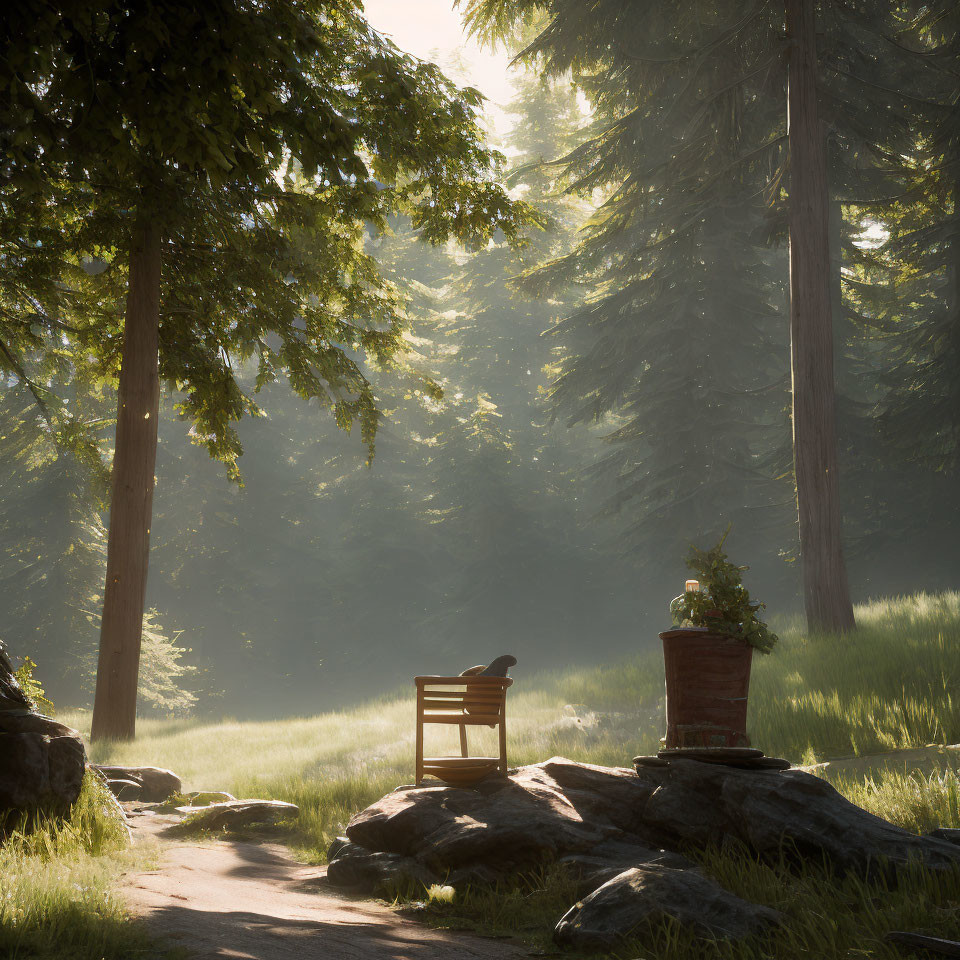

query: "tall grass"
left=66, top=591, right=960, bottom=862
left=838, top=765, right=960, bottom=834
left=0, top=773, right=155, bottom=960
left=554, top=591, right=960, bottom=763
left=27, top=591, right=960, bottom=959
left=417, top=845, right=960, bottom=960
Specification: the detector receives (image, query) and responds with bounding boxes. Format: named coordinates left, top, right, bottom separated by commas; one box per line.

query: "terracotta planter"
left=659, top=627, right=753, bottom=750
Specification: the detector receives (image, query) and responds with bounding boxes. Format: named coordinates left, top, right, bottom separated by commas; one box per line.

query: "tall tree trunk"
left=829, top=200, right=844, bottom=338
left=952, top=177, right=960, bottom=320
left=786, top=0, right=856, bottom=633
left=91, top=222, right=161, bottom=742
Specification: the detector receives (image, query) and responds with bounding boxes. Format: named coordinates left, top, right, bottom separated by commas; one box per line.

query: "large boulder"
left=0, top=644, right=86, bottom=816
left=332, top=756, right=960, bottom=949
left=344, top=757, right=959, bottom=879
left=326, top=839, right=438, bottom=891
left=554, top=864, right=781, bottom=950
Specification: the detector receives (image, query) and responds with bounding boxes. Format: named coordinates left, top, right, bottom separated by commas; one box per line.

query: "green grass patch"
left=403, top=845, right=960, bottom=960
left=836, top=765, right=960, bottom=834
left=0, top=773, right=156, bottom=960
left=66, top=591, right=960, bottom=861
left=50, top=591, right=960, bottom=958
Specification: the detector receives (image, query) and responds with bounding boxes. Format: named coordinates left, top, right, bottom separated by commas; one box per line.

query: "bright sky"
left=362, top=0, right=517, bottom=139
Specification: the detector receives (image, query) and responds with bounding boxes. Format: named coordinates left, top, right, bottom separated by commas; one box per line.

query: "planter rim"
left=659, top=627, right=749, bottom=643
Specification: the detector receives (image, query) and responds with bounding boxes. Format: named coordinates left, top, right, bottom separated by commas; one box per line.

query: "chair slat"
left=417, top=676, right=513, bottom=684
left=420, top=713, right=501, bottom=725
left=415, top=673, right=511, bottom=785
left=420, top=693, right=503, bottom=707
left=421, top=699, right=504, bottom=711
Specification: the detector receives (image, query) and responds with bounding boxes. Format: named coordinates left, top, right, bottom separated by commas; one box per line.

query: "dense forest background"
left=3, top=7, right=959, bottom=716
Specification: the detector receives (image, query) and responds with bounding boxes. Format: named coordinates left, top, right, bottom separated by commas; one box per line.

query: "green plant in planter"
left=669, top=530, right=778, bottom=654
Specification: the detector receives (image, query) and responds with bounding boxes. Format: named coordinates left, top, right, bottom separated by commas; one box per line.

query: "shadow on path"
left=127, top=812, right=528, bottom=960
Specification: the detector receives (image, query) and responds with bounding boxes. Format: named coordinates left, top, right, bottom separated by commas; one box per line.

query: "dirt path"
left=124, top=811, right=530, bottom=960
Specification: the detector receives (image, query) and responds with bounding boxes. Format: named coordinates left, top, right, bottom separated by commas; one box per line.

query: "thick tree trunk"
left=785, top=0, right=856, bottom=633
left=952, top=178, right=960, bottom=316
left=91, top=223, right=161, bottom=742
left=829, top=200, right=844, bottom=337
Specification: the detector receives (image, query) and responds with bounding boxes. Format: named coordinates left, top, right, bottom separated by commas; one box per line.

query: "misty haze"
left=1, top=1, right=959, bottom=958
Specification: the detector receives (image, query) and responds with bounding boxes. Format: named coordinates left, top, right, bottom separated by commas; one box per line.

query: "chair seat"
left=421, top=757, right=503, bottom=787
left=421, top=756, right=501, bottom=767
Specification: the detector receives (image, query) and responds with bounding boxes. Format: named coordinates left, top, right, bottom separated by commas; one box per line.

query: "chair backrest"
left=415, top=675, right=512, bottom=725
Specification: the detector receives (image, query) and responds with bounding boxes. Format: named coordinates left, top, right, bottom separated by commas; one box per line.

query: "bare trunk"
left=829, top=200, right=844, bottom=337
left=953, top=178, right=960, bottom=316
left=786, top=0, right=856, bottom=633
left=91, top=222, right=161, bottom=742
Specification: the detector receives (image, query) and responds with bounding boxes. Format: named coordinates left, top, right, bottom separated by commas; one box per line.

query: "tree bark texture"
left=786, top=0, right=856, bottom=633
left=91, top=223, right=162, bottom=741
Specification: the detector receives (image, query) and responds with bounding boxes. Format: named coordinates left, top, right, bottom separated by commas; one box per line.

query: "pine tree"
left=461, top=0, right=795, bottom=606
left=877, top=7, right=960, bottom=476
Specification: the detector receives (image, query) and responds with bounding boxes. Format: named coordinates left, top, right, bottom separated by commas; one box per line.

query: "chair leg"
left=498, top=716, right=508, bottom=776
left=415, top=692, right=424, bottom=786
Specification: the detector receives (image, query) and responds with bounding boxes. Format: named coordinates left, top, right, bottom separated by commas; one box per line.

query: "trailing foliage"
left=12, top=656, right=54, bottom=715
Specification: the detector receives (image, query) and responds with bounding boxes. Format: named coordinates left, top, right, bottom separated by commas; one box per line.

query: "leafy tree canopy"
left=1, top=0, right=535, bottom=475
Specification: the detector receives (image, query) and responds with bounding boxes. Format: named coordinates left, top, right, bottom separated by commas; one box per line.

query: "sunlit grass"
left=37, top=591, right=960, bottom=959
left=553, top=590, right=960, bottom=763
left=65, top=591, right=960, bottom=862
left=0, top=773, right=155, bottom=960
left=837, top=765, right=960, bottom=835
left=414, top=846, right=960, bottom=960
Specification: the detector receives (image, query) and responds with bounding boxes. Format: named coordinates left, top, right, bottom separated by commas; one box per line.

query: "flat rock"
left=554, top=864, right=781, bottom=949
left=106, top=778, right=143, bottom=801
left=91, top=765, right=181, bottom=802
left=658, top=747, right=765, bottom=761
left=633, top=755, right=671, bottom=767
left=0, top=712, right=81, bottom=739
left=173, top=799, right=299, bottom=831
left=184, top=791, right=236, bottom=805
left=635, top=754, right=792, bottom=772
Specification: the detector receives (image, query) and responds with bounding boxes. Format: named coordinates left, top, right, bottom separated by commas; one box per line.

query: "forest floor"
left=29, top=590, right=959, bottom=959
left=125, top=807, right=528, bottom=960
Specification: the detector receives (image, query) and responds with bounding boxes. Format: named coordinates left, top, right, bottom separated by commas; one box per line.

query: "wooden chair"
left=415, top=675, right=512, bottom=787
